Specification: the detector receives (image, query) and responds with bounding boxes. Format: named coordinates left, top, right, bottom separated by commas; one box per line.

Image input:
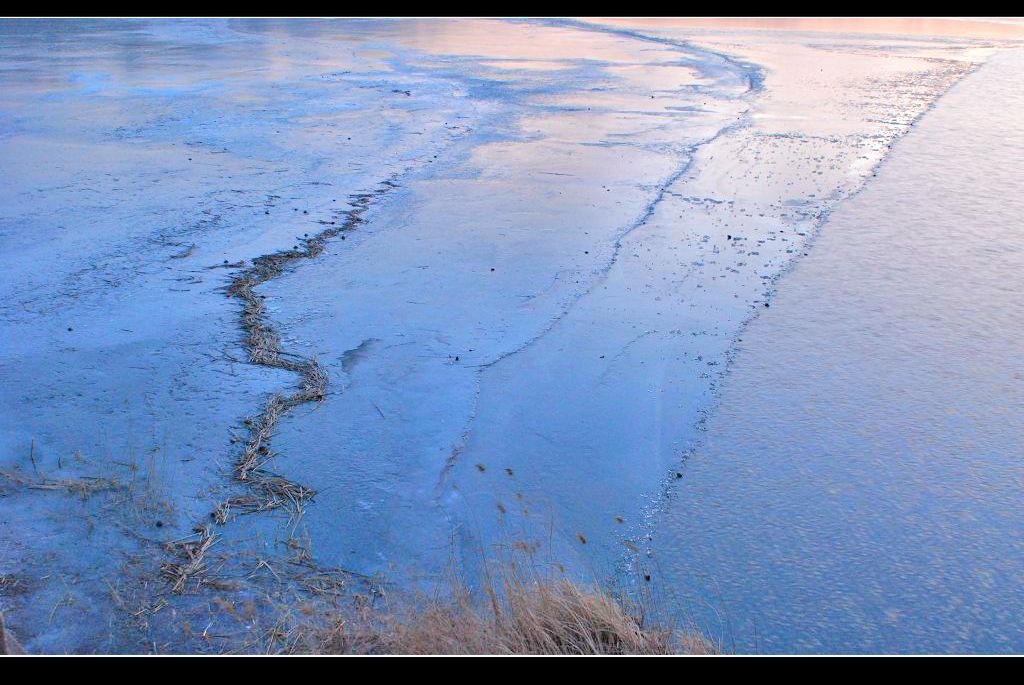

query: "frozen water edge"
left=0, top=19, right=1009, bottom=652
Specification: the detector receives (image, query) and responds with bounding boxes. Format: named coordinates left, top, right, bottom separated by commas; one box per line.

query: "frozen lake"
left=651, top=49, right=1024, bottom=653
left=0, top=18, right=1020, bottom=653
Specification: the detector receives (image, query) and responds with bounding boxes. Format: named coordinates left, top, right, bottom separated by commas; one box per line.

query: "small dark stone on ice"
left=155, top=520, right=164, bottom=528
left=265, top=210, right=270, bottom=215
left=675, top=472, right=683, bottom=479
left=490, top=267, right=495, bottom=271
left=67, top=326, right=73, bottom=331
left=764, top=302, right=770, bottom=308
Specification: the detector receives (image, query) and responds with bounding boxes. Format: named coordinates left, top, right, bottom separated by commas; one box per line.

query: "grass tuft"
left=312, top=563, right=714, bottom=655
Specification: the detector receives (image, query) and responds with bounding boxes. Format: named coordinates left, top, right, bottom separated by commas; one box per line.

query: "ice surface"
left=0, top=18, right=1015, bottom=652
left=650, top=50, right=1024, bottom=653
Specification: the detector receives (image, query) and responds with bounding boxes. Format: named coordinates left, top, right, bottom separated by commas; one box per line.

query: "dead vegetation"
left=161, top=180, right=399, bottom=595
left=29, top=476, right=122, bottom=497
left=161, top=526, right=218, bottom=594
left=312, top=565, right=714, bottom=655
left=0, top=466, right=123, bottom=499
left=2, top=439, right=175, bottom=529
left=212, top=187, right=390, bottom=529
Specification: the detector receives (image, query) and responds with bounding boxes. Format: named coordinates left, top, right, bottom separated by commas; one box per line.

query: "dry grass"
left=212, top=184, right=394, bottom=529
left=29, top=476, right=122, bottom=497
left=160, top=182, right=397, bottom=594
left=161, top=526, right=218, bottom=594
left=313, top=565, right=714, bottom=655
left=0, top=467, right=122, bottom=499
